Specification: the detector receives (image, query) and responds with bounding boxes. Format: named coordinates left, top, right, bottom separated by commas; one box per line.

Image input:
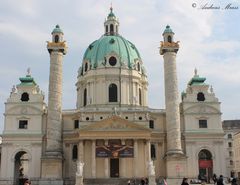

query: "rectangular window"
left=151, top=144, right=156, bottom=160
left=149, top=120, right=154, bottom=129
left=74, top=120, right=79, bottom=129
left=19, top=120, right=28, bottom=129
left=199, top=120, right=207, bottom=128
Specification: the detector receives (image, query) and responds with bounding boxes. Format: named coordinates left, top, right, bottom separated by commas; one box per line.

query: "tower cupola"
left=163, top=25, right=174, bottom=43
left=51, top=24, right=64, bottom=43
left=104, top=7, right=119, bottom=35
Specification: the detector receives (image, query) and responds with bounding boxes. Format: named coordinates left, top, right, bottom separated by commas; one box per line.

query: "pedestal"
left=149, top=175, right=156, bottom=185
left=165, top=154, right=187, bottom=185
left=75, top=176, right=83, bottom=185
left=39, top=157, right=63, bottom=185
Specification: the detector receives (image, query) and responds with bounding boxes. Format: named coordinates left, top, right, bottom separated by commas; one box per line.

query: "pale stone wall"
left=233, top=132, right=240, bottom=178
left=76, top=68, right=148, bottom=108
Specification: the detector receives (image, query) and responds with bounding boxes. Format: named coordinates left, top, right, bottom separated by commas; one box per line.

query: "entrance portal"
left=110, top=158, right=119, bottom=178
left=14, top=151, right=29, bottom=185
left=198, top=149, right=213, bottom=183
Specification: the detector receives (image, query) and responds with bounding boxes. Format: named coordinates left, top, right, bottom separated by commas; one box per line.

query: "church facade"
left=0, top=8, right=226, bottom=185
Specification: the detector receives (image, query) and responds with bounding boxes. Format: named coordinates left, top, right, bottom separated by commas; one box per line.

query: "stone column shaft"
left=46, top=51, right=63, bottom=153
left=91, top=140, right=96, bottom=177
left=104, top=140, right=108, bottom=177
left=163, top=52, right=182, bottom=155
left=78, top=140, right=84, bottom=162
left=133, top=139, right=138, bottom=177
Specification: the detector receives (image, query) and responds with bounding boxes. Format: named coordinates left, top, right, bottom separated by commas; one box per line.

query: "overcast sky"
left=0, top=0, right=240, bottom=132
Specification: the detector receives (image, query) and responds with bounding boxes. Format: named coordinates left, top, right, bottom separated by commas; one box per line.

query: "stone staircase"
left=83, top=178, right=137, bottom=185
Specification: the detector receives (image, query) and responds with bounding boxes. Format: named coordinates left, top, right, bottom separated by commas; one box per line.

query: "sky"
left=0, top=0, right=240, bottom=132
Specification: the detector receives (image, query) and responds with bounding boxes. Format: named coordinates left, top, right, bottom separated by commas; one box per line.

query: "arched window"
left=137, top=63, right=140, bottom=71
left=198, top=149, right=212, bottom=160
left=106, top=25, right=108, bottom=33
left=72, top=145, right=78, bottom=160
left=109, top=83, right=117, bottom=102
left=109, top=56, right=117, bottom=66
left=85, top=62, right=88, bottom=72
left=167, top=35, right=172, bottom=43
left=110, top=24, right=114, bottom=33
left=55, top=35, right=59, bottom=43
left=197, top=92, right=205, bottom=101
left=139, top=88, right=142, bottom=105
left=83, top=88, right=87, bottom=106
left=228, top=134, right=232, bottom=139
left=21, top=92, right=29, bottom=102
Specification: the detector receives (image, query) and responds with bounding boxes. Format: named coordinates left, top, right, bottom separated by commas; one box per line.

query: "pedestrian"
left=181, top=177, right=189, bottom=185
left=24, top=180, right=31, bottom=185
left=213, top=174, right=217, bottom=185
left=231, top=178, right=237, bottom=185
left=128, top=180, right=131, bottom=185
left=217, top=175, right=224, bottom=185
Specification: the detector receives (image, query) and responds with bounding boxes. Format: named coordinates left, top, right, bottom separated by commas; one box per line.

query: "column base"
left=165, top=153, right=187, bottom=180
left=41, top=157, right=63, bottom=179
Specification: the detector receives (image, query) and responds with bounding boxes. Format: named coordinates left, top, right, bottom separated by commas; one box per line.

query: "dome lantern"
left=104, top=6, right=119, bottom=35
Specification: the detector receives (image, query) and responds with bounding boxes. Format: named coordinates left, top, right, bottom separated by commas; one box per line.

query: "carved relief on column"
left=91, top=140, right=96, bottom=178
left=134, top=139, right=138, bottom=177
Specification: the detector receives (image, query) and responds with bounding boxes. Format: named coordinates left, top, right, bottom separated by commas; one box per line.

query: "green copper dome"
left=83, top=35, right=142, bottom=69
left=52, top=25, right=63, bottom=34
left=163, top=25, right=174, bottom=34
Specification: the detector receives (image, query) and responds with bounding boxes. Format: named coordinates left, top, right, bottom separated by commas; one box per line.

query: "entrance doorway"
left=110, top=158, right=119, bottom=178
left=14, top=151, right=29, bottom=185
left=198, top=149, right=213, bottom=183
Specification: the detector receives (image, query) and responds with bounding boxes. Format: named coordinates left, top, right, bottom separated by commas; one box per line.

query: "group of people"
left=213, top=174, right=238, bottom=185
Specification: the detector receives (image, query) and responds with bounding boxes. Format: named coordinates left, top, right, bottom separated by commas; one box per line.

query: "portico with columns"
left=63, top=115, right=165, bottom=179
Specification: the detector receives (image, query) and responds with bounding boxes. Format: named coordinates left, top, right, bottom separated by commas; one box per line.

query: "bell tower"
left=40, top=25, right=67, bottom=185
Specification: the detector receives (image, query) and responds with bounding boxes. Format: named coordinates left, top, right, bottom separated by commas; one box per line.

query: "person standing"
left=217, top=175, right=224, bottom=185
left=213, top=174, right=217, bottom=185
left=181, top=178, right=189, bottom=185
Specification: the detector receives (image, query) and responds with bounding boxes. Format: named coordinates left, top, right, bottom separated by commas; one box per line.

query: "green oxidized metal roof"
left=188, top=70, right=206, bottom=86
left=83, top=35, right=142, bottom=69
left=108, top=8, right=116, bottom=18
left=163, top=25, right=174, bottom=34
left=52, top=24, right=63, bottom=34
left=19, top=74, right=36, bottom=86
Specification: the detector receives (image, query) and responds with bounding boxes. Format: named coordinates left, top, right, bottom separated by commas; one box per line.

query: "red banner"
left=199, top=160, right=213, bottom=168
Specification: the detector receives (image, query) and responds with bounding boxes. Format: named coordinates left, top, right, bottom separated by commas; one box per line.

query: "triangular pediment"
left=80, top=115, right=151, bottom=132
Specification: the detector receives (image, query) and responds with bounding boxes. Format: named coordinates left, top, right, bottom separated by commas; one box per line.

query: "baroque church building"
left=0, top=8, right=226, bottom=185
